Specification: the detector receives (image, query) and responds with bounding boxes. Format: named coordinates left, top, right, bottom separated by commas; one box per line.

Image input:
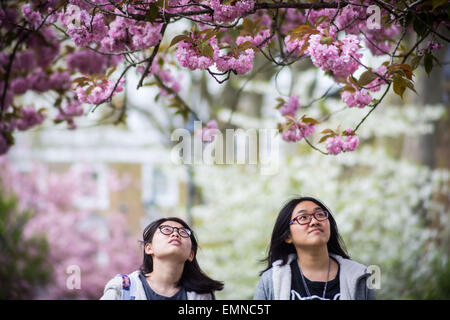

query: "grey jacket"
left=253, top=253, right=376, bottom=300
left=100, top=270, right=214, bottom=300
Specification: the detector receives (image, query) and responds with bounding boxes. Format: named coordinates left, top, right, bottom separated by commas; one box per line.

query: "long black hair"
left=260, top=196, right=350, bottom=275
left=139, top=217, right=224, bottom=295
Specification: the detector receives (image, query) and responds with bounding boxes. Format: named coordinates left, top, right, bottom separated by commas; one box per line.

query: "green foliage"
left=406, top=252, right=450, bottom=300
left=0, top=190, right=52, bottom=299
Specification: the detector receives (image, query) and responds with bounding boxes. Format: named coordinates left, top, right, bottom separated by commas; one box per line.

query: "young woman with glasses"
left=101, top=217, right=223, bottom=300
left=254, top=196, right=376, bottom=300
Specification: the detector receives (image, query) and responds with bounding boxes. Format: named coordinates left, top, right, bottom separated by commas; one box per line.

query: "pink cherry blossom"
left=55, top=100, right=84, bottom=122
left=11, top=77, right=29, bottom=95
left=0, top=158, right=141, bottom=299
left=215, top=49, right=255, bottom=75
left=325, top=129, right=359, bottom=154
left=306, top=33, right=362, bottom=78
left=21, top=4, right=43, bottom=29
left=367, top=65, right=389, bottom=92
left=76, top=78, right=125, bottom=105
left=236, top=29, right=271, bottom=48
left=344, top=134, right=359, bottom=151
left=65, top=10, right=108, bottom=47
left=281, top=121, right=315, bottom=142
left=175, top=36, right=219, bottom=70
left=325, top=136, right=344, bottom=155
left=199, top=120, right=219, bottom=142
left=208, top=0, right=255, bottom=23
left=67, top=50, right=122, bottom=75
left=279, top=95, right=300, bottom=117
left=341, top=87, right=372, bottom=108
left=15, top=106, right=45, bottom=131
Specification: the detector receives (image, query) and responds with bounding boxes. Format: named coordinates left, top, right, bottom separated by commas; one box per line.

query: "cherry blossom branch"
left=153, top=74, right=200, bottom=121
left=0, top=2, right=65, bottom=119
left=304, top=137, right=328, bottom=155
left=136, top=23, right=168, bottom=89
left=353, top=81, right=392, bottom=133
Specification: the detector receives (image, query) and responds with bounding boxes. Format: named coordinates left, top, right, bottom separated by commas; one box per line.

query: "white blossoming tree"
left=191, top=100, right=450, bottom=299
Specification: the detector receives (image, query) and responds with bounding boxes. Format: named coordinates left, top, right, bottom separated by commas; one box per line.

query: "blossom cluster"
left=138, top=55, right=183, bottom=96
left=340, top=64, right=389, bottom=108
left=306, top=33, right=362, bottom=78
left=198, top=120, right=219, bottom=143
left=55, top=100, right=85, bottom=129
left=341, top=87, right=372, bottom=109
left=208, top=0, right=256, bottom=23
left=282, top=122, right=315, bottom=143
left=100, top=15, right=163, bottom=52
left=175, top=36, right=219, bottom=70
left=279, top=95, right=300, bottom=117
left=325, top=129, right=359, bottom=155
left=75, top=78, right=126, bottom=105
left=277, top=95, right=316, bottom=143
left=0, top=106, right=45, bottom=154
left=0, top=158, right=141, bottom=299
left=67, top=50, right=122, bottom=75
left=175, top=33, right=257, bottom=75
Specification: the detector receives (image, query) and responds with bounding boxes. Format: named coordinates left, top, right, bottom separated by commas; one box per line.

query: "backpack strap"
left=119, top=274, right=136, bottom=300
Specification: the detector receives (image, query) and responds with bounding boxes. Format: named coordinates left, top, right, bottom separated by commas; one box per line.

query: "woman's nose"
left=171, top=230, right=181, bottom=238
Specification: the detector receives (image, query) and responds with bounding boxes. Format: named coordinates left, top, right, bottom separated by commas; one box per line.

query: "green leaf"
left=321, top=129, right=335, bottom=135
left=405, top=80, right=417, bottom=94
left=314, top=15, right=329, bottom=27
left=54, top=97, right=63, bottom=107
left=222, top=0, right=235, bottom=5
left=204, top=29, right=219, bottom=42
left=318, top=134, right=333, bottom=144
left=424, top=53, right=433, bottom=75
left=301, top=116, right=319, bottom=125
left=242, top=19, right=255, bottom=34
left=392, top=74, right=407, bottom=99
left=169, top=35, right=191, bottom=48
left=342, top=129, right=355, bottom=136
left=85, top=85, right=94, bottom=97
left=320, top=36, right=333, bottom=45
left=198, top=42, right=214, bottom=58
left=72, top=76, right=90, bottom=87
left=357, top=70, right=378, bottom=87
left=106, top=66, right=117, bottom=78
left=424, top=0, right=448, bottom=11
left=410, top=55, right=423, bottom=70
left=413, top=16, right=428, bottom=38
left=275, top=97, right=285, bottom=109
left=3, top=131, right=14, bottom=145
left=287, top=24, right=320, bottom=38
left=145, top=3, right=159, bottom=22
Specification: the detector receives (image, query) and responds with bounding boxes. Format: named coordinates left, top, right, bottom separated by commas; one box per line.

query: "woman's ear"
left=187, top=250, right=195, bottom=262
left=144, top=242, right=153, bottom=255
left=285, top=233, right=293, bottom=244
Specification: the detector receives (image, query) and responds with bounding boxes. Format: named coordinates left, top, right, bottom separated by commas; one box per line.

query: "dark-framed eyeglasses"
left=158, top=225, right=192, bottom=238
left=289, top=211, right=329, bottom=226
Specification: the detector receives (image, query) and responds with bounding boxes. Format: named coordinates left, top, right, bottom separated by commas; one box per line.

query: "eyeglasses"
left=158, top=225, right=192, bottom=238
left=289, top=211, right=329, bottom=225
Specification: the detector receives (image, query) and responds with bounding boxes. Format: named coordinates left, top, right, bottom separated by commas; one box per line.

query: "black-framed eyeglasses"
left=289, top=211, right=329, bottom=226
left=158, top=225, right=192, bottom=238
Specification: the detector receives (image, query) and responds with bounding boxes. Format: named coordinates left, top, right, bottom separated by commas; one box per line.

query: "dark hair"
left=260, top=196, right=350, bottom=275
left=140, top=217, right=223, bottom=295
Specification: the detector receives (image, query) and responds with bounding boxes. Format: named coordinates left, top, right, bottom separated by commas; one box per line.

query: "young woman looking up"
left=101, top=217, right=223, bottom=300
left=254, top=196, right=376, bottom=300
